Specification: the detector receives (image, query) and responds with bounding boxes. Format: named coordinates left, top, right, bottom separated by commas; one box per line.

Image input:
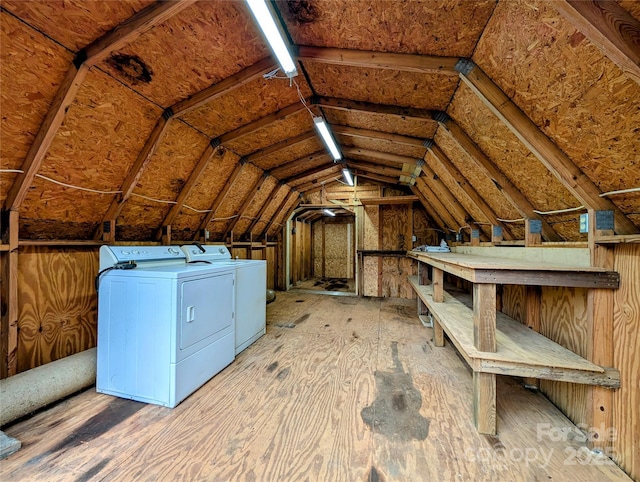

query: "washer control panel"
left=180, top=244, right=232, bottom=263
left=99, top=245, right=186, bottom=270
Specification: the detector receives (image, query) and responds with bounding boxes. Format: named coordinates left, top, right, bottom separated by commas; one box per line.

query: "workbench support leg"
left=433, top=318, right=444, bottom=347
left=473, top=283, right=496, bottom=352
left=432, top=267, right=443, bottom=302
left=473, top=371, right=496, bottom=435
left=524, top=285, right=541, bottom=389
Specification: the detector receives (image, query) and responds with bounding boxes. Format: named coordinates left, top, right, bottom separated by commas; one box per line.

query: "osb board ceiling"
left=252, top=137, right=322, bottom=172
left=255, top=185, right=291, bottom=234
left=337, top=136, right=425, bottom=159
left=618, top=0, right=640, bottom=22
left=280, top=0, right=495, bottom=57
left=290, top=166, right=340, bottom=188
left=2, top=0, right=154, bottom=51
left=448, top=84, right=581, bottom=239
left=98, top=1, right=267, bottom=107
left=19, top=69, right=161, bottom=233
left=323, top=110, right=437, bottom=139
left=272, top=156, right=332, bottom=181
left=232, top=176, right=280, bottom=236
left=473, top=0, right=640, bottom=225
left=179, top=76, right=312, bottom=139
left=304, top=63, right=457, bottom=110
left=0, top=12, right=72, bottom=204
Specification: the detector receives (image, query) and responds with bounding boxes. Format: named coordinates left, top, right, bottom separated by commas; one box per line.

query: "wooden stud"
left=219, top=103, right=305, bottom=145
left=321, top=220, right=326, bottom=278
left=245, top=183, right=283, bottom=238
left=554, top=0, right=640, bottom=86
left=491, top=225, right=503, bottom=244
left=470, top=228, right=481, bottom=246
left=523, top=285, right=542, bottom=389
left=297, top=46, right=459, bottom=75
left=224, top=173, right=269, bottom=239
left=429, top=143, right=513, bottom=240
left=245, top=130, right=316, bottom=163
left=312, top=96, right=435, bottom=120
left=102, top=220, right=116, bottom=244
left=342, top=147, right=420, bottom=166
left=473, top=283, right=496, bottom=352
left=0, top=210, right=19, bottom=377
left=457, top=62, right=638, bottom=235
left=525, top=219, right=542, bottom=246
left=161, top=224, right=171, bottom=246
left=473, top=371, right=497, bottom=435
left=436, top=115, right=561, bottom=241
left=156, top=142, right=219, bottom=240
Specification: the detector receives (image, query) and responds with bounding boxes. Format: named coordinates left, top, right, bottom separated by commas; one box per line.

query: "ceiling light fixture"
left=323, top=209, right=336, bottom=217
left=341, top=167, right=354, bottom=186
left=246, top=0, right=298, bottom=78
left=313, top=117, right=342, bottom=161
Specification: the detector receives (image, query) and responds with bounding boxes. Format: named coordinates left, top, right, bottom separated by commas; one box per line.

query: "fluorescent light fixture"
left=246, top=0, right=298, bottom=78
left=313, top=117, right=342, bottom=161
left=323, top=209, right=336, bottom=217
left=341, top=167, right=354, bottom=186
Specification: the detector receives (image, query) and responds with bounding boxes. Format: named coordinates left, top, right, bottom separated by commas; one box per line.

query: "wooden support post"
left=586, top=209, right=615, bottom=450
left=491, top=225, right=503, bottom=244
left=0, top=210, right=19, bottom=377
left=101, top=220, right=116, bottom=244
left=432, top=267, right=444, bottom=302
left=525, top=219, right=542, bottom=246
left=523, top=285, right=542, bottom=389
left=161, top=225, right=171, bottom=245
left=473, top=371, right=497, bottom=435
left=470, top=227, right=481, bottom=246
left=473, top=283, right=496, bottom=352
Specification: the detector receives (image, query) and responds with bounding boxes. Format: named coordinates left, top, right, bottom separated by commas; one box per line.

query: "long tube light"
left=313, top=117, right=342, bottom=161
left=323, top=209, right=336, bottom=217
left=246, top=0, right=298, bottom=78
left=341, top=167, right=354, bottom=186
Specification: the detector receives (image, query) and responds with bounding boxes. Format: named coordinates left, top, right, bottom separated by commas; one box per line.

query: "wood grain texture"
left=16, top=247, right=98, bottom=373
left=3, top=292, right=631, bottom=481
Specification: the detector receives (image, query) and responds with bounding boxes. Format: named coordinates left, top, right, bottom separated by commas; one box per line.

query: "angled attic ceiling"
left=1, top=0, right=639, bottom=242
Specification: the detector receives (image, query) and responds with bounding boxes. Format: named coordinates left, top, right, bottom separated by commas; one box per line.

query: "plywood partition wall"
left=501, top=244, right=640, bottom=481
left=289, top=220, right=312, bottom=287
left=311, top=217, right=355, bottom=280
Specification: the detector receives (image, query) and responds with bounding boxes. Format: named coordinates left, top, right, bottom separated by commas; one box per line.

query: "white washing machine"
left=96, top=245, right=235, bottom=408
left=181, top=244, right=266, bottom=355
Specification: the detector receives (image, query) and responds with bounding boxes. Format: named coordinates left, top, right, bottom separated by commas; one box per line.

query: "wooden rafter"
left=194, top=159, right=246, bottom=238
left=342, top=147, right=420, bottom=166
left=427, top=143, right=514, bottom=240
left=266, top=191, right=300, bottom=237
left=457, top=60, right=638, bottom=235
left=258, top=189, right=296, bottom=238
left=4, top=0, right=193, bottom=212
left=436, top=114, right=561, bottom=241
left=410, top=185, right=447, bottom=232
left=246, top=182, right=284, bottom=237
left=346, top=160, right=404, bottom=179
left=224, top=173, right=270, bottom=238
left=270, top=151, right=331, bottom=179
left=554, top=0, right=640, bottom=86
left=289, top=166, right=341, bottom=188
left=419, top=164, right=473, bottom=227
left=282, top=163, right=336, bottom=184
left=218, top=103, right=305, bottom=144
left=360, top=196, right=419, bottom=205
left=312, top=96, right=435, bottom=120
left=296, top=46, right=459, bottom=75
left=155, top=140, right=220, bottom=240
left=333, top=125, right=428, bottom=148
left=245, top=130, right=316, bottom=163
left=415, top=176, right=459, bottom=231
left=354, top=172, right=399, bottom=185
left=295, top=170, right=343, bottom=191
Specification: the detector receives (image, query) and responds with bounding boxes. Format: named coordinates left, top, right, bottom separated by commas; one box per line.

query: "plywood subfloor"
left=0, top=293, right=631, bottom=481
left=291, top=277, right=356, bottom=294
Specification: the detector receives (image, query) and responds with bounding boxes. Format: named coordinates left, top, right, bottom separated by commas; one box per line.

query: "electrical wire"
left=130, top=193, right=176, bottom=205
left=600, top=187, right=640, bottom=197
left=533, top=205, right=585, bottom=215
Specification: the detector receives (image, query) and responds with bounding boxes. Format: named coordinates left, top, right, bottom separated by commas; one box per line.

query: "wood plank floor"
left=0, top=292, right=631, bottom=481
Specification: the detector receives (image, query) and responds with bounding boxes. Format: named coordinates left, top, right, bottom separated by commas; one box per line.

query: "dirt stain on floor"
left=361, top=342, right=430, bottom=441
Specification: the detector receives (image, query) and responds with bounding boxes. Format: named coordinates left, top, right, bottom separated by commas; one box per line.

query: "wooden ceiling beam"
left=333, top=125, right=429, bottom=148
left=436, top=113, right=561, bottom=241
left=295, top=170, right=343, bottom=192
left=270, top=150, right=330, bottom=179
left=360, top=196, right=419, bottom=206
left=354, top=172, right=399, bottom=185
left=218, top=103, right=305, bottom=144
left=457, top=60, right=638, bottom=235
left=4, top=1, right=192, bottom=212
left=173, top=58, right=276, bottom=116
left=246, top=182, right=284, bottom=237
left=296, top=46, right=459, bottom=75
left=312, top=96, right=435, bottom=120
left=427, top=142, right=514, bottom=240
left=255, top=187, right=294, bottom=238
left=342, top=147, right=420, bottom=166
left=265, top=191, right=301, bottom=237
left=419, top=164, right=473, bottom=228
left=554, top=0, right=640, bottom=86
left=194, top=159, right=246, bottom=238
left=410, top=185, right=447, bottom=232
left=155, top=140, right=220, bottom=240
left=245, top=130, right=316, bottom=163
left=283, top=163, right=336, bottom=184
left=224, top=172, right=270, bottom=239
left=415, top=177, right=459, bottom=232
left=346, top=160, right=404, bottom=178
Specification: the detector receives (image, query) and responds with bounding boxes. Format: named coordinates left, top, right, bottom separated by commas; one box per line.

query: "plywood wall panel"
left=381, top=205, right=409, bottom=250
left=18, top=69, right=161, bottom=237
left=118, top=121, right=210, bottom=240
left=325, top=110, right=437, bottom=139
left=473, top=0, right=640, bottom=227
left=324, top=222, right=349, bottom=278
left=363, top=257, right=379, bottom=297
left=97, top=1, right=267, bottom=107
left=363, top=205, right=380, bottom=250
left=180, top=77, right=312, bottom=139
left=448, top=84, right=580, bottom=240
left=280, top=0, right=495, bottom=57
left=0, top=12, right=72, bottom=206
left=412, top=206, right=439, bottom=246
left=2, top=0, right=154, bottom=51
left=253, top=138, right=322, bottom=172
left=381, top=258, right=416, bottom=299
left=16, top=247, right=98, bottom=373
left=171, top=148, right=240, bottom=241
left=233, top=176, right=279, bottom=237
left=305, top=63, right=457, bottom=111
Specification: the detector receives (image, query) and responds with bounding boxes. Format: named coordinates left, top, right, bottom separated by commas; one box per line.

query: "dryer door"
left=179, top=272, right=234, bottom=352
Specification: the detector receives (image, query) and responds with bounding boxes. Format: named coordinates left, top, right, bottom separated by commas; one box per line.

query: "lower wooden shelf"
left=408, top=276, right=619, bottom=388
